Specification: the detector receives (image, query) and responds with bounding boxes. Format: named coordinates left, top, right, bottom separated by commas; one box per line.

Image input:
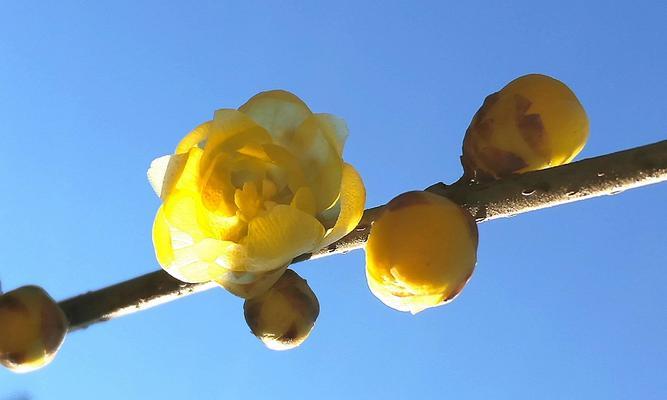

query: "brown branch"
left=59, top=140, right=667, bottom=331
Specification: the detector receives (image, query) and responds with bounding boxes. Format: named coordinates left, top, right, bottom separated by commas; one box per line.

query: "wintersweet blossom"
left=148, top=91, right=365, bottom=298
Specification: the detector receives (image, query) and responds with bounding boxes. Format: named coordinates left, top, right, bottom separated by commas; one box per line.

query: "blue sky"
left=1, top=1, right=665, bottom=399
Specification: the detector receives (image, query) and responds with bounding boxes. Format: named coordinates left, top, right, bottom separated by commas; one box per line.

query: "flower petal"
left=163, top=190, right=214, bottom=241
left=170, top=147, right=204, bottom=194
left=291, top=186, right=317, bottom=216
left=313, top=113, right=348, bottom=156
left=201, top=109, right=272, bottom=176
left=320, top=163, right=366, bottom=248
left=147, top=153, right=189, bottom=199
left=243, top=204, right=325, bottom=271
left=215, top=265, right=288, bottom=299
left=238, top=90, right=312, bottom=143
left=291, top=115, right=343, bottom=211
left=168, top=238, right=246, bottom=283
left=153, top=206, right=175, bottom=267
left=199, top=152, right=237, bottom=217
left=175, top=121, right=212, bottom=154
left=262, top=143, right=307, bottom=193
left=155, top=206, right=249, bottom=283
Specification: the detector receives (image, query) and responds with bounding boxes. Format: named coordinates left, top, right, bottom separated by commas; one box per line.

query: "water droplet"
left=474, top=206, right=487, bottom=222
left=597, top=172, right=605, bottom=177
left=566, top=190, right=578, bottom=196
left=522, top=189, right=535, bottom=196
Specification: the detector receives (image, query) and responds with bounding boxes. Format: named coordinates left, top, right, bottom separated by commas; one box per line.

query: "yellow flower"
left=148, top=91, right=366, bottom=298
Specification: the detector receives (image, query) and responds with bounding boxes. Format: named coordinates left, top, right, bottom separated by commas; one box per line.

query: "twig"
left=59, top=140, right=667, bottom=331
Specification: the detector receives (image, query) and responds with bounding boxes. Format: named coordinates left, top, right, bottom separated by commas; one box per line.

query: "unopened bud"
left=0, top=285, right=68, bottom=373
left=365, top=191, right=478, bottom=314
left=462, top=74, right=589, bottom=180
left=243, top=270, right=319, bottom=350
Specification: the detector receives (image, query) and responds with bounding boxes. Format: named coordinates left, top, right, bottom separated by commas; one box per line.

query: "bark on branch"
left=59, top=140, right=667, bottom=331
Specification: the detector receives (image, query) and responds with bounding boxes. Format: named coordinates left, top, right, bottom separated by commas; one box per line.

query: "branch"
left=59, top=140, right=667, bottom=331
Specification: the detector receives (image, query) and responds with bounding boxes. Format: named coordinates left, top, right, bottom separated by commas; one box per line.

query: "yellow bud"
left=243, top=269, right=319, bottom=350
left=365, top=191, right=478, bottom=314
left=0, top=286, right=68, bottom=373
left=462, top=74, right=589, bottom=180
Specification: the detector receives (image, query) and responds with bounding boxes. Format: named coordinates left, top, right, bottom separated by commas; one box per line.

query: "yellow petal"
left=147, top=153, right=189, bottom=199
left=291, top=115, right=343, bottom=211
left=199, top=152, right=237, bottom=217
left=365, top=268, right=445, bottom=314
left=291, top=186, right=317, bottom=216
left=215, top=265, right=287, bottom=299
left=175, top=121, right=212, bottom=154
left=243, top=204, right=325, bottom=271
left=229, top=156, right=268, bottom=188
left=238, top=90, right=312, bottom=143
left=170, top=147, right=204, bottom=194
left=262, top=143, right=307, bottom=193
left=262, top=178, right=278, bottom=199
left=168, top=238, right=244, bottom=283
left=320, top=163, right=366, bottom=248
left=152, top=207, right=175, bottom=267
left=163, top=190, right=214, bottom=241
left=154, top=206, right=247, bottom=283
left=201, top=109, right=271, bottom=175
left=313, top=113, right=348, bottom=156
left=235, top=181, right=261, bottom=220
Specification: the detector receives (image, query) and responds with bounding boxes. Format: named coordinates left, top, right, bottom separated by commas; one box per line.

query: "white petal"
left=147, top=153, right=189, bottom=199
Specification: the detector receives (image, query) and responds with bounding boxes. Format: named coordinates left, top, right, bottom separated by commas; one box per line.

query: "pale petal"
left=175, top=121, right=212, bottom=154
left=291, top=115, right=343, bottom=211
left=168, top=238, right=243, bottom=283
left=320, top=163, right=366, bottom=248
left=238, top=90, right=312, bottom=143
left=170, top=147, right=204, bottom=194
left=154, top=207, right=246, bottom=283
left=262, top=143, right=307, bottom=193
left=366, top=268, right=447, bottom=315
left=147, top=153, right=189, bottom=199
left=290, top=186, right=317, bottom=216
left=313, top=113, right=348, bottom=156
left=216, top=265, right=287, bottom=299
left=201, top=109, right=271, bottom=175
left=243, top=204, right=325, bottom=271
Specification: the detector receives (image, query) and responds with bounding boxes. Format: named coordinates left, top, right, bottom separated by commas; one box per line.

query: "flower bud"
left=243, top=269, right=319, bottom=350
left=365, top=191, right=478, bottom=314
left=0, top=286, right=68, bottom=373
left=462, top=74, right=589, bottom=180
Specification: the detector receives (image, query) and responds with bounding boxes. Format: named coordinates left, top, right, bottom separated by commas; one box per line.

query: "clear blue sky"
left=1, top=1, right=665, bottom=399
